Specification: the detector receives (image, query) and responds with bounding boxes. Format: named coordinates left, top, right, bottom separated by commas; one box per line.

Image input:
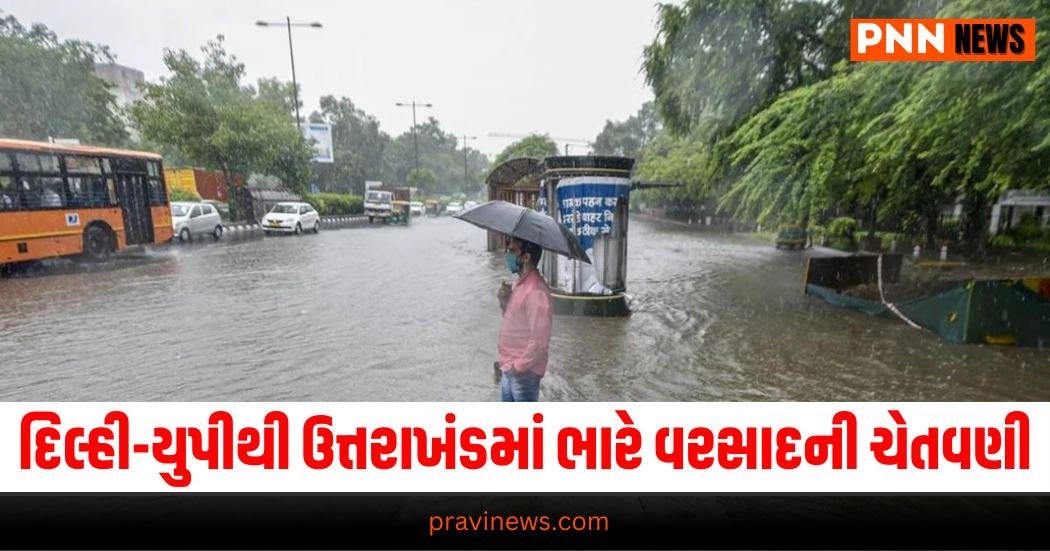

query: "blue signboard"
left=554, top=178, right=630, bottom=251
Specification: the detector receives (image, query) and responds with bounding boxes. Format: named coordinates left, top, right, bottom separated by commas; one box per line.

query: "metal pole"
left=396, top=101, right=430, bottom=176
left=286, top=16, right=302, bottom=132
left=411, top=101, right=419, bottom=172
left=460, top=135, right=476, bottom=190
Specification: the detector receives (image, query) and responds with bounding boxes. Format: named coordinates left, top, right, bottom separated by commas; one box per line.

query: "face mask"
left=504, top=251, right=520, bottom=273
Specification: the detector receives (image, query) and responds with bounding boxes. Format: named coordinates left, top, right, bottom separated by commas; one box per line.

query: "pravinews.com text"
left=429, top=512, right=609, bottom=536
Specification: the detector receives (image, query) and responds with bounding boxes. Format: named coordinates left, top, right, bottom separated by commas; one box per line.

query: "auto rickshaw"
left=389, top=200, right=411, bottom=224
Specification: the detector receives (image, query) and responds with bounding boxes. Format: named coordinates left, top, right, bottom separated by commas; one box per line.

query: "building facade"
left=93, top=63, right=146, bottom=140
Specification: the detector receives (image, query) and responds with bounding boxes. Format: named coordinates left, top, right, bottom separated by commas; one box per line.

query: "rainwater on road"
left=1, top=216, right=1048, bottom=401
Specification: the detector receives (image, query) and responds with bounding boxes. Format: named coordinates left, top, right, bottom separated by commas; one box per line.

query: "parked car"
left=410, top=201, right=425, bottom=216
left=170, top=201, right=224, bottom=242
left=444, top=202, right=464, bottom=216
left=261, top=202, right=320, bottom=235
left=775, top=225, right=808, bottom=250
left=202, top=199, right=231, bottom=223
left=463, top=200, right=478, bottom=211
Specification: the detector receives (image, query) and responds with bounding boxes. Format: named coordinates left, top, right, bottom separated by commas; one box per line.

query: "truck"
left=364, top=186, right=412, bottom=224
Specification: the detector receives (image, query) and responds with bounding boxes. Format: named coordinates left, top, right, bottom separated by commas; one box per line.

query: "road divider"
left=319, top=215, right=370, bottom=229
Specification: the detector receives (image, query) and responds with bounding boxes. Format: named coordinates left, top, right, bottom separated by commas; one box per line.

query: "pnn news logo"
left=850, top=18, right=1036, bottom=62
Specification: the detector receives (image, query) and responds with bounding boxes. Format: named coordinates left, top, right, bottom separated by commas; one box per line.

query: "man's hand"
left=498, top=282, right=511, bottom=312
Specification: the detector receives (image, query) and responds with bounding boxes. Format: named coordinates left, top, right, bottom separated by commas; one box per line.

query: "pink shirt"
left=498, top=269, right=553, bottom=377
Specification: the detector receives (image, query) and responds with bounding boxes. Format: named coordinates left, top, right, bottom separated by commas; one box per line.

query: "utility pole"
left=461, top=135, right=477, bottom=190
left=255, top=17, right=323, bottom=133
left=396, top=101, right=432, bottom=174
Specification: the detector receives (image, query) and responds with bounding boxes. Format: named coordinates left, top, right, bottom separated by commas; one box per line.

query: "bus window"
left=112, top=157, right=146, bottom=174
left=1, top=175, right=17, bottom=210
left=15, top=153, right=42, bottom=173
left=40, top=154, right=60, bottom=173
left=106, top=178, right=118, bottom=204
left=0, top=154, right=15, bottom=210
left=66, top=156, right=102, bottom=174
left=148, top=178, right=165, bottom=206
left=65, top=157, right=107, bottom=208
left=68, top=175, right=108, bottom=208
left=15, top=152, right=60, bottom=174
left=26, top=176, right=66, bottom=209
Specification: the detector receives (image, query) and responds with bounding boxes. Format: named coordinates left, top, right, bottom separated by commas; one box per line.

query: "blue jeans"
left=500, top=369, right=541, bottom=402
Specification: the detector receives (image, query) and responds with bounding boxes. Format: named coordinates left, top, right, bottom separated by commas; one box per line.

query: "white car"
left=409, top=201, right=425, bottom=216
left=463, top=200, right=478, bottom=211
left=445, top=202, right=464, bottom=216
left=170, top=201, right=224, bottom=242
left=261, top=202, right=320, bottom=235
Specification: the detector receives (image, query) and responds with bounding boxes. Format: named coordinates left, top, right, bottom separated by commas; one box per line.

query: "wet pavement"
left=1, top=215, right=1047, bottom=401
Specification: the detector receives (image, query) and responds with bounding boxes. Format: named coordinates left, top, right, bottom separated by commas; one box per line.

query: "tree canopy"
left=490, top=134, right=559, bottom=167
left=629, top=0, right=1050, bottom=255
left=0, top=11, right=127, bottom=145
left=130, top=36, right=314, bottom=195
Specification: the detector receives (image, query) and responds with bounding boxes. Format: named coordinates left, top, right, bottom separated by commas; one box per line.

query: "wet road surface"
left=1, top=215, right=1047, bottom=401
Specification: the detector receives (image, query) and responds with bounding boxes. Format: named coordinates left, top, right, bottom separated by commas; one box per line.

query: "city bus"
left=0, top=138, right=173, bottom=270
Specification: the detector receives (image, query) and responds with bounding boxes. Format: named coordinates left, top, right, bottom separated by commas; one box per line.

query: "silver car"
left=171, top=201, right=224, bottom=242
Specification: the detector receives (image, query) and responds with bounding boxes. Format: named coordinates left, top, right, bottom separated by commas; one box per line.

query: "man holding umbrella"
left=453, top=200, right=592, bottom=402
left=496, top=237, right=552, bottom=402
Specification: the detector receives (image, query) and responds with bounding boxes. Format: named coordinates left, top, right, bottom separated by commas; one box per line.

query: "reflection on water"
left=1, top=216, right=1047, bottom=401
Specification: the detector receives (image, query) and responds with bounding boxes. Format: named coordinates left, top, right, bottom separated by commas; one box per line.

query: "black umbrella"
left=454, top=200, right=592, bottom=264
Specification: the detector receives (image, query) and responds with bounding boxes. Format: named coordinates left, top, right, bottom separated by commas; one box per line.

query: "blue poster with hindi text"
left=554, top=177, right=631, bottom=252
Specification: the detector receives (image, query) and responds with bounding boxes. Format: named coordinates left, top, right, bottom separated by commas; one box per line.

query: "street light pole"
left=395, top=101, right=432, bottom=173
left=285, top=17, right=301, bottom=132
left=256, top=17, right=323, bottom=132
left=461, top=135, right=477, bottom=189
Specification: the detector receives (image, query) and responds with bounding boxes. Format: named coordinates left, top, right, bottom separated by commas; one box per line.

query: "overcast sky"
left=4, top=0, right=669, bottom=157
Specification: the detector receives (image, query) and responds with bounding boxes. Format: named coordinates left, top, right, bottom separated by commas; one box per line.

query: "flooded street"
left=1, top=216, right=1047, bottom=402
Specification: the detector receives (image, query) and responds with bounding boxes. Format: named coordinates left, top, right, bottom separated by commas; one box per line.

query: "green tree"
left=309, top=95, right=392, bottom=195
left=407, top=167, right=438, bottom=194
left=130, top=35, right=314, bottom=196
left=862, top=0, right=1050, bottom=254
left=592, top=102, right=660, bottom=158
left=0, top=11, right=127, bottom=145
left=642, top=0, right=939, bottom=137
left=382, top=116, right=489, bottom=195
left=490, top=134, right=558, bottom=167
left=255, top=77, right=301, bottom=117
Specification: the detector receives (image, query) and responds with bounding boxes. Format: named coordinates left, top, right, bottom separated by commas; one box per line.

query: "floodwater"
left=1, top=215, right=1047, bottom=401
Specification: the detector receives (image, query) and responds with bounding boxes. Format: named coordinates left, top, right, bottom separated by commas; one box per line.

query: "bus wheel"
left=81, top=225, right=111, bottom=262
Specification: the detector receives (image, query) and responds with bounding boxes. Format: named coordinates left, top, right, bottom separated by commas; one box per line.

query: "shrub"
left=169, top=188, right=200, bottom=202
left=989, top=234, right=1016, bottom=248
left=304, top=193, right=363, bottom=215
left=826, top=217, right=857, bottom=250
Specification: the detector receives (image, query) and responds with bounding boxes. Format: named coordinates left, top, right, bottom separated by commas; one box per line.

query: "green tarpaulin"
left=806, top=279, right=1050, bottom=347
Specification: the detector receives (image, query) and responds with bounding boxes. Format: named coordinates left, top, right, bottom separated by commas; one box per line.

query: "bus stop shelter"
left=484, top=157, right=543, bottom=251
